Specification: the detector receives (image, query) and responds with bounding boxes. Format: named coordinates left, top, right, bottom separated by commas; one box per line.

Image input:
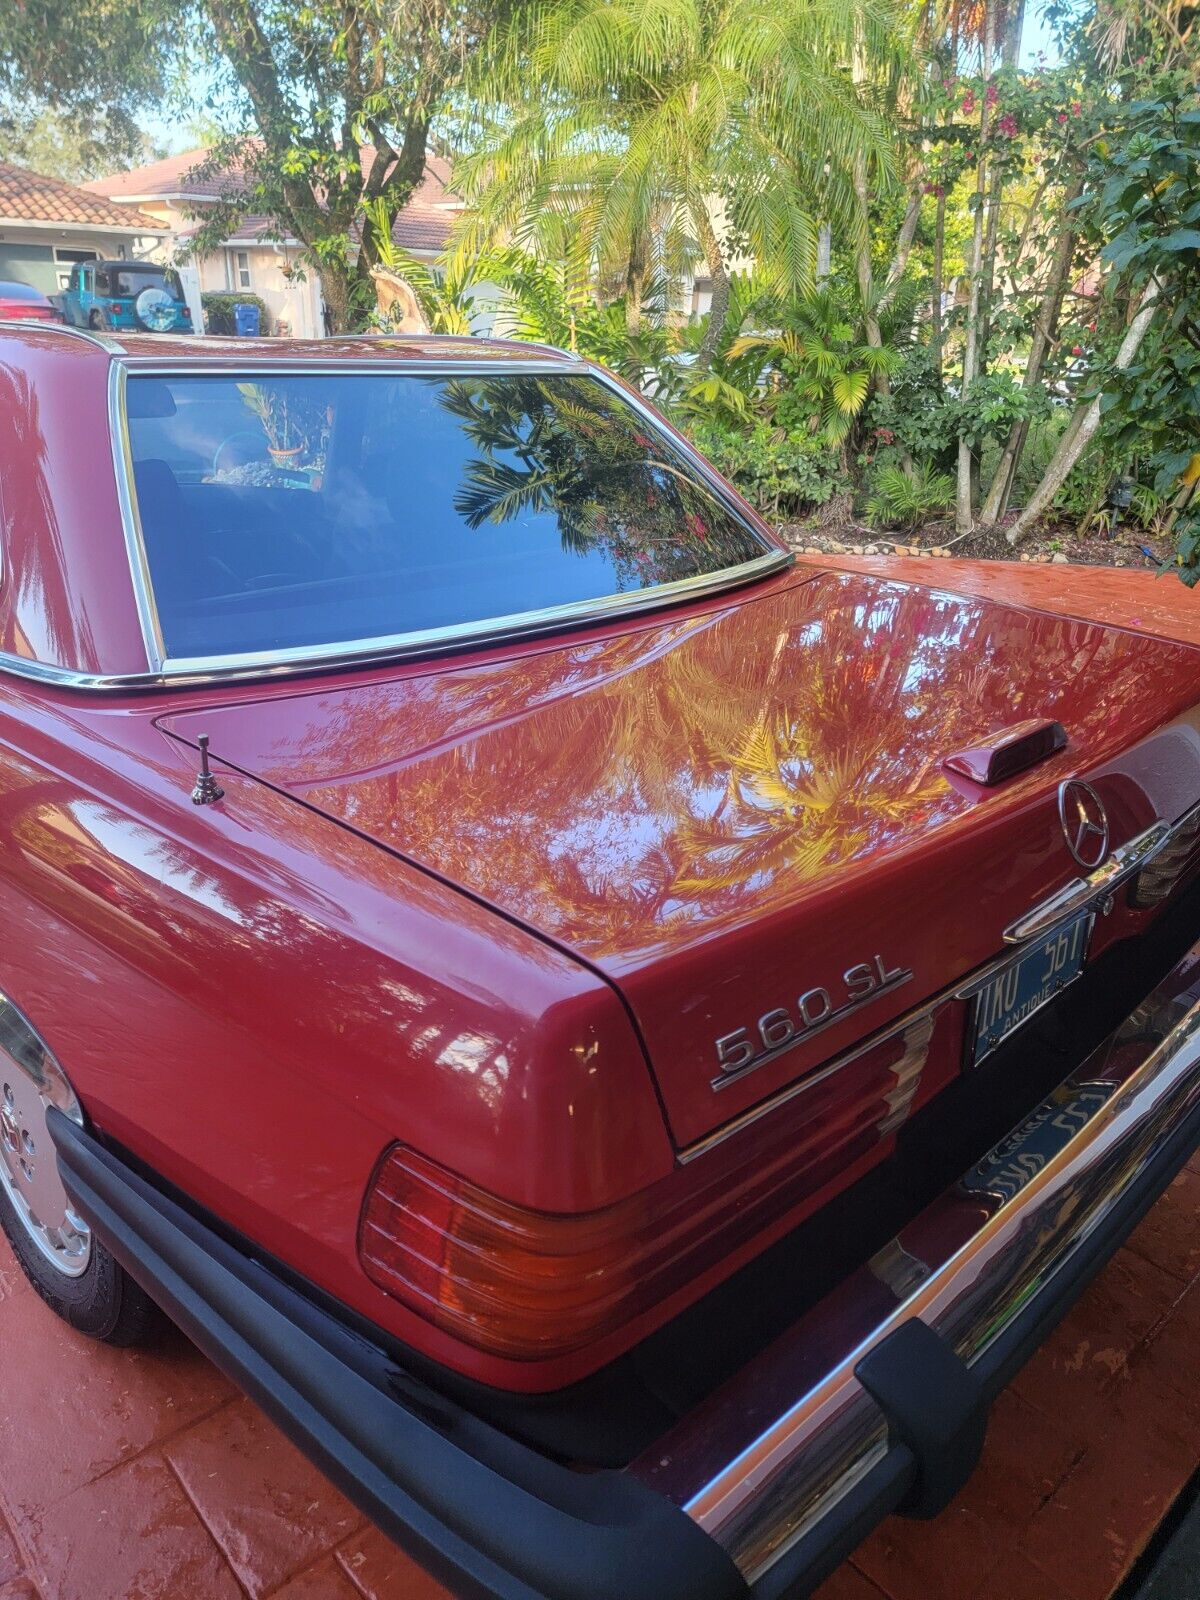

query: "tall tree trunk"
left=976, top=0, right=1026, bottom=364
left=956, top=5, right=995, bottom=535
left=318, top=260, right=354, bottom=334
left=1006, top=282, right=1160, bottom=544
left=692, top=199, right=729, bottom=368
left=931, top=185, right=946, bottom=381
left=625, top=229, right=648, bottom=334
left=816, top=222, right=832, bottom=285
left=878, top=189, right=923, bottom=317
left=850, top=29, right=888, bottom=388
left=980, top=178, right=1082, bottom=525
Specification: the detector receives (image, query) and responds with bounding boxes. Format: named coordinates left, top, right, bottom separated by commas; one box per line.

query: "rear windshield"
left=101, top=266, right=184, bottom=300
left=124, top=370, right=768, bottom=660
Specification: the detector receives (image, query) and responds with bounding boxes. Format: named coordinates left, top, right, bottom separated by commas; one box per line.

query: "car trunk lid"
left=159, top=568, right=1200, bottom=1148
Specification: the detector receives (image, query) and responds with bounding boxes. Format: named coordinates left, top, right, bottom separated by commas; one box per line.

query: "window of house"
left=54, top=246, right=98, bottom=292
left=234, top=251, right=252, bottom=290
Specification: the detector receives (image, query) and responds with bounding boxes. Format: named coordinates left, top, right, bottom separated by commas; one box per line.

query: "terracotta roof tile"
left=87, top=145, right=459, bottom=254
left=0, top=161, right=162, bottom=231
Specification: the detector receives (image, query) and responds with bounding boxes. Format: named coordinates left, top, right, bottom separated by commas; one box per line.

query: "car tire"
left=87, top=311, right=105, bottom=331
left=0, top=1194, right=161, bottom=1345
left=0, top=1028, right=160, bottom=1346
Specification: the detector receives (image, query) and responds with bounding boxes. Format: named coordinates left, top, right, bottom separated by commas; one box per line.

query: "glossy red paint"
left=162, top=570, right=1200, bottom=1148
left=1, top=323, right=1200, bottom=1395
left=801, top=553, right=1200, bottom=644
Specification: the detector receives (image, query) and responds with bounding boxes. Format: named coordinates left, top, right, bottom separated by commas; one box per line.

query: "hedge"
left=201, top=291, right=272, bottom=335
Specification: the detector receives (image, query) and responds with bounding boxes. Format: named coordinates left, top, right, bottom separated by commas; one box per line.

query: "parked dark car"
left=0, top=280, right=64, bottom=324
left=2, top=320, right=1200, bottom=1600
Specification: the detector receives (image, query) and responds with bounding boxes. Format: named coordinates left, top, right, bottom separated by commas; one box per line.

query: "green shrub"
left=201, top=291, right=272, bottom=335
left=687, top=417, right=843, bottom=516
left=866, top=346, right=957, bottom=467
left=866, top=461, right=955, bottom=529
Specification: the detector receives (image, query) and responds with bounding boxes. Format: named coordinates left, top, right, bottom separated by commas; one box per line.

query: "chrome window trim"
left=90, top=355, right=789, bottom=690
left=109, top=362, right=168, bottom=673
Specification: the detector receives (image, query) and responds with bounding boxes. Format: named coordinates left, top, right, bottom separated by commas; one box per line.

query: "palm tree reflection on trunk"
left=436, top=375, right=762, bottom=587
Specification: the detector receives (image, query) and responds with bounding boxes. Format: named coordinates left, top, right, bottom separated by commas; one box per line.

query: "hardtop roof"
left=0, top=324, right=581, bottom=366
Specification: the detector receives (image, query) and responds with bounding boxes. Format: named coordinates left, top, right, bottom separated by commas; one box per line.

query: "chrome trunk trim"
left=633, top=939, right=1200, bottom=1584
left=1002, top=819, right=1173, bottom=944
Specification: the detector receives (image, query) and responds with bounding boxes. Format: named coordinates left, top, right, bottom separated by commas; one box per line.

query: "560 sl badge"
left=712, top=955, right=914, bottom=1088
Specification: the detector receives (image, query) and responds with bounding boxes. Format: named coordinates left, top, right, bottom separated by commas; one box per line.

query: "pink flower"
left=1072, top=345, right=1083, bottom=356
left=985, top=82, right=999, bottom=106
left=1086, top=321, right=1096, bottom=331
left=1057, top=112, right=1069, bottom=123
left=998, top=114, right=1018, bottom=137
left=1071, top=101, right=1082, bottom=116
left=962, top=92, right=976, bottom=114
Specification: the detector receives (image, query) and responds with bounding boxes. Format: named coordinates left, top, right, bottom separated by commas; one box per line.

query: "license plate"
left=966, top=911, right=1093, bottom=1069
left=959, top=1080, right=1116, bottom=1201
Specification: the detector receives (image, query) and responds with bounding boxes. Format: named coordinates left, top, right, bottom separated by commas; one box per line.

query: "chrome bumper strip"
left=633, top=941, right=1200, bottom=1585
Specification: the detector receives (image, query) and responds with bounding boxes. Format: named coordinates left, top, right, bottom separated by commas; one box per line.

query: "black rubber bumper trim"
left=48, top=1107, right=747, bottom=1600
left=49, top=1074, right=1200, bottom=1600
left=751, top=1086, right=1200, bottom=1600
left=856, top=1320, right=988, bottom=1518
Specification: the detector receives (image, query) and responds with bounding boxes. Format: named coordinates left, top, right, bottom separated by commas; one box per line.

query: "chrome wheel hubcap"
left=0, top=1057, right=90, bottom=1278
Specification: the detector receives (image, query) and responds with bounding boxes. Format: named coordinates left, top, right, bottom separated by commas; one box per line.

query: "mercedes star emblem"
left=1058, top=779, right=1110, bottom=870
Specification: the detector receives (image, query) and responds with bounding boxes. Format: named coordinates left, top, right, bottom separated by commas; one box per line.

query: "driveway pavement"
left=0, top=1150, right=1198, bottom=1599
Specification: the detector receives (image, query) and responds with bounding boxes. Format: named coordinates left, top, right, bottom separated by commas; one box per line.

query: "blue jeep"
left=56, top=261, right=192, bottom=334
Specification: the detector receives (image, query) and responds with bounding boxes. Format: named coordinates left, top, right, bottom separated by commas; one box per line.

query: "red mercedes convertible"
left=1, top=320, right=1199, bottom=1600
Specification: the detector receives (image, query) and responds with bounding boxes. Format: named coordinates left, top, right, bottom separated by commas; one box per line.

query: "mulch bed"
left=780, top=512, right=1173, bottom=570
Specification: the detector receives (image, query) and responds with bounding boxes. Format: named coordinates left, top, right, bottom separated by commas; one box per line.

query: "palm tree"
left=729, top=288, right=902, bottom=448
left=453, top=0, right=909, bottom=366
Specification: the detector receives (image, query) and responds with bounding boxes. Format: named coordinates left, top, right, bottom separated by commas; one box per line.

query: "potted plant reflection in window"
left=235, top=382, right=327, bottom=481
left=438, top=376, right=758, bottom=587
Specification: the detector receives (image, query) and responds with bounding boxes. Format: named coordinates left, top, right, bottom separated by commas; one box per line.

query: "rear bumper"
left=50, top=938, right=1200, bottom=1600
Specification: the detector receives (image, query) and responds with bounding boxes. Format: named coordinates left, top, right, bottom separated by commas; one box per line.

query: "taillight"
left=109, top=302, right=123, bottom=314
left=360, top=1147, right=656, bottom=1360
left=359, top=1010, right=936, bottom=1361
left=1130, top=807, right=1200, bottom=908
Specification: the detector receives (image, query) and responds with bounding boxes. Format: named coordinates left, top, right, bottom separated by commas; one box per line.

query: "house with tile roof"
left=87, top=146, right=464, bottom=337
left=0, top=162, right=167, bottom=299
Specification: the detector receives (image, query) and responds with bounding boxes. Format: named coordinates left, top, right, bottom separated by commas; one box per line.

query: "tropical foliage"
left=452, top=0, right=908, bottom=363
left=15, top=0, right=1197, bottom=577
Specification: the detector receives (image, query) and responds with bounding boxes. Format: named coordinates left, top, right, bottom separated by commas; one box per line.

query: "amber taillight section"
left=1129, top=808, right=1200, bottom=909
left=359, top=1014, right=938, bottom=1361
left=359, top=1147, right=661, bottom=1359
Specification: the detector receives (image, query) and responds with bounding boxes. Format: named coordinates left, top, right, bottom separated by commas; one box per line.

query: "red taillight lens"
left=360, top=1147, right=653, bottom=1360
left=360, top=1004, right=937, bottom=1362
left=109, top=302, right=123, bottom=314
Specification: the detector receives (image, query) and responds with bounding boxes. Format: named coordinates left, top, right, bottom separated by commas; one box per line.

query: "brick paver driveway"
left=0, top=1151, right=1198, bottom=1600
